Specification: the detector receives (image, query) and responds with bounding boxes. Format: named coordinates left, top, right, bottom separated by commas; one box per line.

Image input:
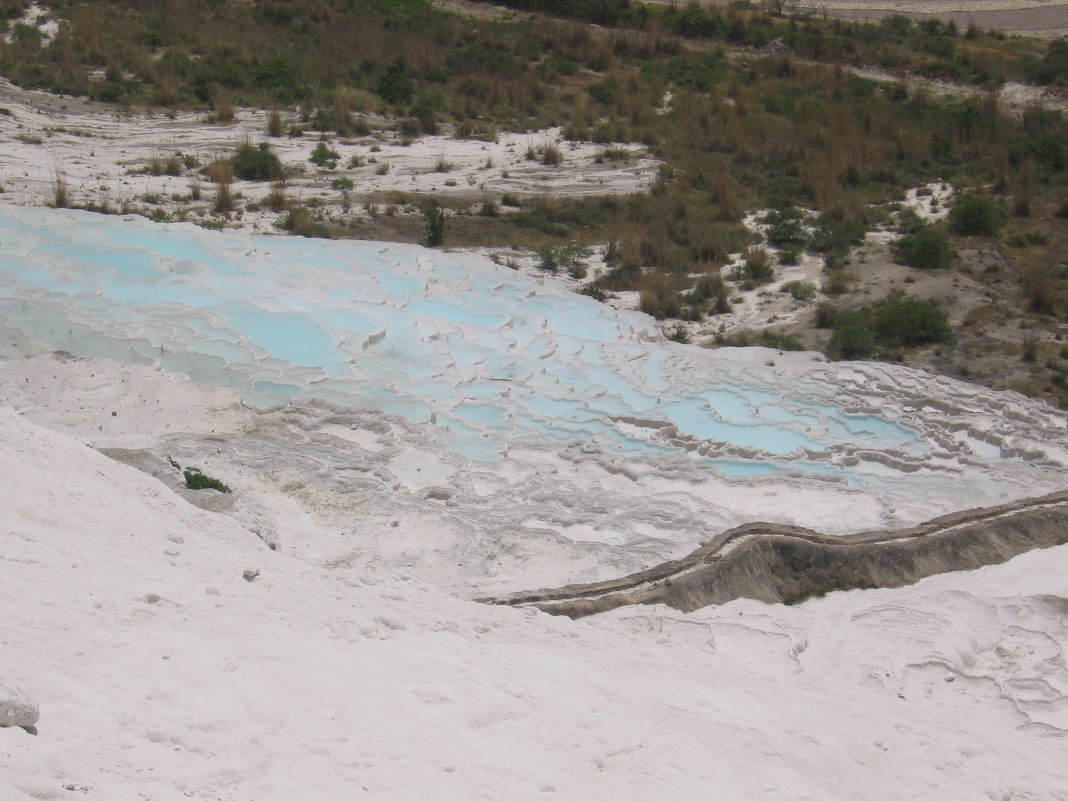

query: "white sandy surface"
left=1, top=402, right=1066, bottom=800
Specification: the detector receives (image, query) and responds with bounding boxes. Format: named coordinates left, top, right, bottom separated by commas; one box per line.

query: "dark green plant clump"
left=894, top=225, right=954, bottom=270
left=828, top=310, right=875, bottom=359
left=231, top=141, right=283, bottom=180
left=949, top=194, right=1003, bottom=236
left=309, top=142, right=340, bottom=169
left=872, top=291, right=954, bottom=347
left=183, top=469, right=232, bottom=493
left=827, top=291, right=952, bottom=359
left=423, top=201, right=445, bottom=247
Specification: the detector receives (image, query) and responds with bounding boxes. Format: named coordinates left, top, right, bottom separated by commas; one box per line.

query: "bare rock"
left=0, top=681, right=39, bottom=729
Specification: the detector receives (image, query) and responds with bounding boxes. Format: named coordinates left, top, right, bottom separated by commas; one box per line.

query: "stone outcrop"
left=481, top=490, right=1068, bottom=618
left=0, top=681, right=39, bottom=729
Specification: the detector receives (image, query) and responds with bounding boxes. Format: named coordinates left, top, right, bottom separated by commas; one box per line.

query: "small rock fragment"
left=242, top=569, right=260, bottom=582
left=0, top=681, right=40, bottom=729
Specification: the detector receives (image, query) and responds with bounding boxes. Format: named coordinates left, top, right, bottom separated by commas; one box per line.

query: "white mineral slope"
left=1, top=407, right=1067, bottom=801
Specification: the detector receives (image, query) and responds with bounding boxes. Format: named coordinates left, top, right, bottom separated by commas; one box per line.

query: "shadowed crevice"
left=479, top=490, right=1068, bottom=618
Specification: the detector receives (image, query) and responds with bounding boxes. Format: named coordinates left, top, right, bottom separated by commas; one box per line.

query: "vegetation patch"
left=231, top=141, right=284, bottom=181
left=183, top=469, right=232, bottom=493
left=828, top=291, right=953, bottom=359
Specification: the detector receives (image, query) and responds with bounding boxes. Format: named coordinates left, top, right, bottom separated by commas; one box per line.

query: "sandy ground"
left=720, top=0, right=1068, bottom=36
left=822, top=4, right=1068, bottom=37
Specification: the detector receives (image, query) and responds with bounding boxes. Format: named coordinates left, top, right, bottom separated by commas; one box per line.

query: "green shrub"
left=254, top=57, right=302, bottom=101
left=783, top=280, right=816, bottom=300
left=777, top=243, right=803, bottom=265
left=579, top=285, right=608, bottom=301
left=896, top=208, right=927, bottom=235
left=537, top=244, right=591, bottom=273
left=760, top=329, right=802, bottom=350
left=411, top=92, right=442, bottom=134
left=810, top=215, right=866, bottom=254
left=231, top=141, right=283, bottom=181
left=587, top=81, right=617, bottom=104
left=310, top=141, right=340, bottom=169
left=828, top=311, right=874, bottom=359
left=279, top=206, right=328, bottom=238
left=894, top=226, right=954, bottom=269
left=1009, top=135, right=1068, bottom=172
left=183, top=470, right=231, bottom=493
left=376, top=62, right=414, bottom=106
left=736, top=246, right=773, bottom=283
left=949, top=194, right=1003, bottom=236
left=668, top=325, right=691, bottom=343
left=423, top=201, right=445, bottom=247
left=764, top=207, right=809, bottom=248
left=1006, top=229, right=1050, bottom=247
left=872, top=291, right=953, bottom=347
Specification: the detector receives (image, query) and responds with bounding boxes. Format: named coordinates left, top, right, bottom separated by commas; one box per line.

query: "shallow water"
left=0, top=208, right=947, bottom=482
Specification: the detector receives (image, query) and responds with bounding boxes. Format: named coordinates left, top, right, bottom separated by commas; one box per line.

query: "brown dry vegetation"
left=3, top=0, right=1068, bottom=404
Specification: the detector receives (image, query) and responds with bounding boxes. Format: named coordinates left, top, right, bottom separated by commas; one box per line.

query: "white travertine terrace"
left=2, top=209, right=1068, bottom=801
left=1, top=206, right=1066, bottom=588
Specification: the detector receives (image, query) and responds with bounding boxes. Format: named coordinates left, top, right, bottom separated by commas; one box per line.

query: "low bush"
left=828, top=311, right=874, bottom=359
left=309, top=141, right=340, bottom=169
left=764, top=207, right=809, bottom=248
left=231, top=141, right=283, bottom=181
left=279, top=206, right=328, bottom=237
left=423, top=201, right=445, bottom=247
left=376, top=62, right=414, bottom=106
left=810, top=215, right=866, bottom=254
left=783, top=280, right=816, bottom=300
left=760, top=329, right=803, bottom=350
left=183, top=469, right=231, bottom=493
left=894, top=225, right=954, bottom=270
left=949, top=194, right=1003, bottom=236
left=871, top=291, right=953, bottom=347
left=814, top=301, right=837, bottom=328
left=736, top=246, right=773, bottom=283
left=537, top=243, right=591, bottom=273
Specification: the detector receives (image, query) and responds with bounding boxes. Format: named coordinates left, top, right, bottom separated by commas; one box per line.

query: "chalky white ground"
left=1, top=375, right=1067, bottom=800
left=1, top=30, right=1067, bottom=798
left=1, top=318, right=1068, bottom=799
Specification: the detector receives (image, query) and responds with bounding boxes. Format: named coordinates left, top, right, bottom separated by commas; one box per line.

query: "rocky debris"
left=242, top=569, right=260, bottom=582
left=0, top=680, right=39, bottom=730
